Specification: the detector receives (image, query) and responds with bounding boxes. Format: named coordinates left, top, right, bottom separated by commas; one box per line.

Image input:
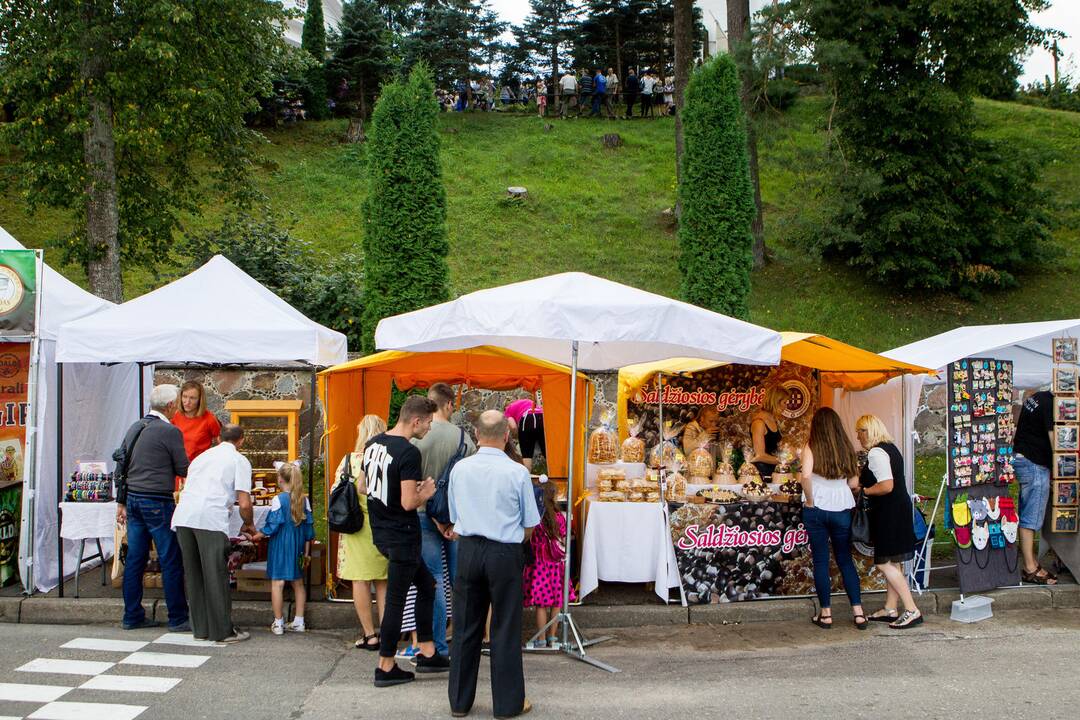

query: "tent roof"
left=0, top=226, right=115, bottom=341
left=884, top=320, right=1080, bottom=388
left=374, top=272, right=782, bottom=371
left=619, top=331, right=933, bottom=394
left=56, top=255, right=347, bottom=365
left=318, top=345, right=583, bottom=392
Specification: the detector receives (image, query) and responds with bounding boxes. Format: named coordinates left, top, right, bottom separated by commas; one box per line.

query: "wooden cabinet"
left=225, top=399, right=302, bottom=476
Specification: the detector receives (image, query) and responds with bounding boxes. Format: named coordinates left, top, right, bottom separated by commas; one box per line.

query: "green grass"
left=2, top=95, right=1079, bottom=352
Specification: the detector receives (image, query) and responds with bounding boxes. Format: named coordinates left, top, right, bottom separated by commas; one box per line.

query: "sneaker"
left=413, top=652, right=451, bottom=673
left=287, top=621, right=305, bottom=633
left=122, top=618, right=161, bottom=631
left=395, top=645, right=419, bottom=661
left=168, top=620, right=192, bottom=633
left=271, top=621, right=285, bottom=636
left=223, top=627, right=250, bottom=643
left=524, top=639, right=546, bottom=650
left=374, top=664, right=415, bottom=688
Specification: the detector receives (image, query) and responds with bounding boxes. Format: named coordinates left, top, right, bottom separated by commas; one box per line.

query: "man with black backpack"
left=115, top=384, right=191, bottom=631
left=413, top=383, right=476, bottom=662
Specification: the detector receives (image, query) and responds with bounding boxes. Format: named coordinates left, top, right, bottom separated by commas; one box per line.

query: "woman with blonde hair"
left=336, top=414, right=390, bottom=650
left=855, top=414, right=921, bottom=629
left=800, top=408, right=865, bottom=629
left=750, top=385, right=790, bottom=479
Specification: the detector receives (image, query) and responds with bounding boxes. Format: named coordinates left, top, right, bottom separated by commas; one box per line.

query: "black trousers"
left=377, top=542, right=436, bottom=658
left=625, top=93, right=637, bottom=117
left=448, top=536, right=526, bottom=718
left=640, top=94, right=653, bottom=117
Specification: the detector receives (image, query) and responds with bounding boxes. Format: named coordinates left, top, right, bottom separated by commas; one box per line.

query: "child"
left=536, top=79, right=547, bottom=118
left=523, top=480, right=574, bottom=648
left=260, top=460, right=315, bottom=635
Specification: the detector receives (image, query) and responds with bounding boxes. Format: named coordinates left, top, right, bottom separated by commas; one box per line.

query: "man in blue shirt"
left=446, top=410, right=540, bottom=719
left=591, top=68, right=606, bottom=117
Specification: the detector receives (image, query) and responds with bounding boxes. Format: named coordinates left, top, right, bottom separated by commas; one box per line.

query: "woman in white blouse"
left=800, top=407, right=866, bottom=629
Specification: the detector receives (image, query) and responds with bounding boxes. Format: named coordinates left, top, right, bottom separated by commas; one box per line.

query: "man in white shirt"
left=559, top=70, right=578, bottom=118
left=172, top=424, right=254, bottom=643
left=605, top=67, right=619, bottom=118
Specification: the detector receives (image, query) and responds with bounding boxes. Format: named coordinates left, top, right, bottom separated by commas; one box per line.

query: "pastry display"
left=713, top=442, right=736, bottom=484
left=597, top=467, right=625, bottom=493
left=648, top=420, right=686, bottom=469
left=687, top=442, right=715, bottom=479
left=739, top=451, right=769, bottom=499
left=598, top=491, right=626, bottom=502
left=628, top=490, right=645, bottom=502
left=771, top=446, right=796, bottom=485
left=645, top=491, right=661, bottom=503
left=698, top=487, right=740, bottom=503
left=664, top=472, right=688, bottom=503
left=622, top=415, right=646, bottom=463
left=588, top=426, right=618, bottom=464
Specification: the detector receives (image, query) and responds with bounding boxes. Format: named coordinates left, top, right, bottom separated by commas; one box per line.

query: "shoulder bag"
left=851, top=489, right=872, bottom=546
left=426, top=428, right=468, bottom=526
left=328, top=453, right=364, bottom=534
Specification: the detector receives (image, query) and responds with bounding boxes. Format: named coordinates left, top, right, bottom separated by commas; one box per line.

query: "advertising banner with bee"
left=0, top=248, right=37, bottom=586
left=618, top=362, right=884, bottom=603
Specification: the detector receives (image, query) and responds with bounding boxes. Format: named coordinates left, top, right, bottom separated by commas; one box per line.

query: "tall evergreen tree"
left=677, top=55, right=754, bottom=319
left=516, top=0, right=580, bottom=91
left=328, top=0, right=393, bottom=122
left=361, top=64, right=449, bottom=353
left=302, top=0, right=330, bottom=120
left=0, top=0, right=292, bottom=301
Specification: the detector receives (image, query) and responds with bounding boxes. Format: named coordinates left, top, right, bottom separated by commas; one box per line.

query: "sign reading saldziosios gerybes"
left=0, top=249, right=37, bottom=337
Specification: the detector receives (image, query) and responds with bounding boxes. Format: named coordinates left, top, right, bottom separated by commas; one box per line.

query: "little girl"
left=261, top=460, right=315, bottom=635
left=536, top=79, right=547, bottom=118
left=523, top=480, right=574, bottom=648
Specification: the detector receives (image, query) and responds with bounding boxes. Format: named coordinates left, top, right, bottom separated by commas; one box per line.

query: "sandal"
left=811, top=613, right=833, bottom=630
left=355, top=633, right=379, bottom=651
left=868, top=609, right=898, bottom=622
left=888, top=610, right=923, bottom=629
left=853, top=613, right=868, bottom=630
left=1021, top=566, right=1058, bottom=586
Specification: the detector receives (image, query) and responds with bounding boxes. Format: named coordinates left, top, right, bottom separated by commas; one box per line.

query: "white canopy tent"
left=375, top=272, right=783, bottom=671
left=57, top=254, right=347, bottom=365
left=0, top=226, right=143, bottom=594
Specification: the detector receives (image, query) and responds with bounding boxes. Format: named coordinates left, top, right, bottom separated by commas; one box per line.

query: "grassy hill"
left=1, top=94, right=1078, bottom=352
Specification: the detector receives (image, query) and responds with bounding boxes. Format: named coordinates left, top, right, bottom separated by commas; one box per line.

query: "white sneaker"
left=223, top=627, right=250, bottom=643
left=287, top=621, right=306, bottom=633
left=271, top=621, right=284, bottom=636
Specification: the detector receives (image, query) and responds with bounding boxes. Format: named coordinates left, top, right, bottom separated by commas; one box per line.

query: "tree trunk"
left=726, top=0, right=765, bottom=268
left=673, top=0, right=693, bottom=170
left=80, top=0, right=122, bottom=302
left=615, top=21, right=622, bottom=95
left=551, top=45, right=560, bottom=102
left=656, top=0, right=665, bottom=73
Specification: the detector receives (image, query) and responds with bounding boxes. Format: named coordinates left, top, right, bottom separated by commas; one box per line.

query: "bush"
left=361, top=64, right=450, bottom=353
left=180, top=208, right=365, bottom=349
left=677, top=54, right=754, bottom=319
left=1018, top=76, right=1080, bottom=113
left=762, top=77, right=799, bottom=110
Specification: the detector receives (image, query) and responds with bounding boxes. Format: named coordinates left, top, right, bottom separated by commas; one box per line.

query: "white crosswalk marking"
left=27, top=700, right=147, bottom=720
left=17, top=659, right=114, bottom=676
left=151, top=633, right=223, bottom=648
left=119, top=652, right=209, bottom=669
left=0, top=682, right=74, bottom=702
left=61, top=638, right=148, bottom=653
left=80, top=675, right=181, bottom=694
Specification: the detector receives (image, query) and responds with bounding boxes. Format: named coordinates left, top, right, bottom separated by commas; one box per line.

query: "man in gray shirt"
left=413, top=382, right=475, bottom=659
left=117, top=384, right=191, bottom=631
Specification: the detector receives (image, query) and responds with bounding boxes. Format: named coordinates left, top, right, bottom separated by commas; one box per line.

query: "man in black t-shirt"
left=363, top=395, right=450, bottom=686
left=1013, top=389, right=1057, bottom=585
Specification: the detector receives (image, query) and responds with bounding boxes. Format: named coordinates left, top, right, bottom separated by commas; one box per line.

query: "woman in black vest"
left=855, top=414, right=922, bottom=629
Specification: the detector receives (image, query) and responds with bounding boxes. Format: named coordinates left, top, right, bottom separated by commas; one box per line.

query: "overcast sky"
left=486, top=0, right=1079, bottom=87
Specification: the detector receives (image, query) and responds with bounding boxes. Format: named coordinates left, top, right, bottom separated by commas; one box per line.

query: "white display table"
left=578, top=498, right=680, bottom=602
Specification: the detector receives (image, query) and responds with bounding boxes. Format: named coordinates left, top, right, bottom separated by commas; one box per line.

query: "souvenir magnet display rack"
left=1051, top=338, right=1079, bottom=533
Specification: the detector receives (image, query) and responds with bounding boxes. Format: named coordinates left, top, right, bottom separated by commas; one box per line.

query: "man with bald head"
left=446, top=410, right=540, bottom=719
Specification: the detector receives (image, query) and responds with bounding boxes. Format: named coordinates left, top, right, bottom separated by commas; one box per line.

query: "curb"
left=9, top=584, right=1078, bottom=630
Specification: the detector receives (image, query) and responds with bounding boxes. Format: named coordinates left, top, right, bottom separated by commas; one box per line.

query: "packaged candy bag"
left=621, top=415, right=646, bottom=463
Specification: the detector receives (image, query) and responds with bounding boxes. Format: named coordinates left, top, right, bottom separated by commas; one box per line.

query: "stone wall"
left=153, top=366, right=323, bottom=462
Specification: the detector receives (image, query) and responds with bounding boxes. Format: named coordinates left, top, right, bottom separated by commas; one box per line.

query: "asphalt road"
left=2, top=609, right=1079, bottom=720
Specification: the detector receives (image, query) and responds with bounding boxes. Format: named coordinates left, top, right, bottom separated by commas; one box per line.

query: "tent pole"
left=306, top=367, right=316, bottom=598
left=56, top=361, right=64, bottom=598
left=137, top=363, right=144, bottom=417
left=550, top=341, right=618, bottom=672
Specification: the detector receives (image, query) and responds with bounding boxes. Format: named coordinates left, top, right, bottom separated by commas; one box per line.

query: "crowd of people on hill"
left=440, top=67, right=677, bottom=120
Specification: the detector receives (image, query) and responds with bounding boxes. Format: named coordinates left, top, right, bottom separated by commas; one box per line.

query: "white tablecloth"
left=578, top=499, right=680, bottom=602
left=60, top=501, right=271, bottom=539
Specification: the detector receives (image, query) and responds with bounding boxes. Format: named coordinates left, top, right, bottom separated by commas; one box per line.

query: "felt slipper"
left=986, top=496, right=1001, bottom=521
left=972, top=520, right=990, bottom=551
left=999, top=497, right=1019, bottom=524
left=968, top=498, right=989, bottom=522
left=952, top=495, right=972, bottom=527
left=953, top=525, right=972, bottom=548
left=988, top=521, right=1005, bottom=549
left=1001, top=514, right=1018, bottom=544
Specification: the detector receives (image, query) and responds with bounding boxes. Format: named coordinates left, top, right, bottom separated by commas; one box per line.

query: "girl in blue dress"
left=260, top=460, right=315, bottom=635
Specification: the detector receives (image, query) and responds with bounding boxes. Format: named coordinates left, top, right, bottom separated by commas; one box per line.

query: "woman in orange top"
left=171, top=380, right=221, bottom=461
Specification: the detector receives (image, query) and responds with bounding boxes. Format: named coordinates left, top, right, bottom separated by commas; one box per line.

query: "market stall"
left=373, top=271, right=783, bottom=671
left=0, top=227, right=141, bottom=595
left=885, top=320, right=1080, bottom=587
left=53, top=255, right=347, bottom=596
left=316, top=344, right=591, bottom=597
left=610, top=333, right=932, bottom=605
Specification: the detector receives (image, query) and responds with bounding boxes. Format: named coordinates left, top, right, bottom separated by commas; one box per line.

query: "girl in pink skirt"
left=523, top=481, right=574, bottom=648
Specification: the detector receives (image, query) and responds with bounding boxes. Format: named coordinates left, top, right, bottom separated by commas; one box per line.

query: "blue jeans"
left=1015, top=454, right=1051, bottom=530
left=123, top=495, right=188, bottom=628
left=420, top=512, right=457, bottom=656
left=802, top=506, right=862, bottom=609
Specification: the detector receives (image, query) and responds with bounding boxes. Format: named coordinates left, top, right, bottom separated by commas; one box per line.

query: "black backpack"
left=111, top=418, right=152, bottom=505
left=328, top=453, right=365, bottom=534
left=426, top=428, right=468, bottom=526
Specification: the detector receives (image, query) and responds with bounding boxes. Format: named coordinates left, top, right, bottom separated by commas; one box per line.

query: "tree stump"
left=507, top=186, right=528, bottom=199
left=544, top=123, right=554, bottom=132
left=602, top=133, right=623, bottom=148
left=344, top=117, right=365, bottom=143
left=444, top=127, right=459, bottom=134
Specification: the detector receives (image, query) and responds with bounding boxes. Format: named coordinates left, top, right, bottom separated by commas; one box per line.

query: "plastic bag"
left=621, top=415, right=646, bottom=463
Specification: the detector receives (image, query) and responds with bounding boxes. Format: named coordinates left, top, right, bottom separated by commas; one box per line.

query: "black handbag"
left=328, top=453, right=364, bottom=534
left=851, top=490, right=872, bottom=546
